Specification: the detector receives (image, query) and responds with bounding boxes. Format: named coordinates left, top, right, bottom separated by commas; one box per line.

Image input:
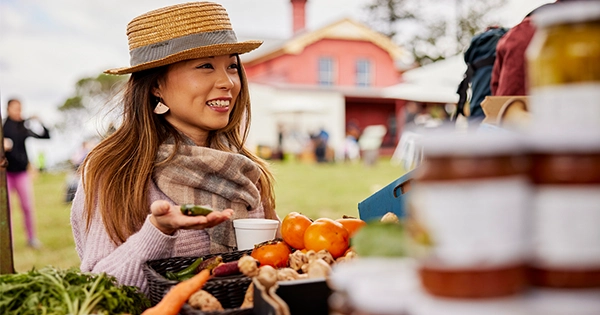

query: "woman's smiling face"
left=154, top=54, right=241, bottom=146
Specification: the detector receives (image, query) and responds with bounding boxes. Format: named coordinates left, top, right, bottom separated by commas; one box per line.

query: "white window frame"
left=356, top=59, right=372, bottom=87
left=318, top=57, right=335, bottom=86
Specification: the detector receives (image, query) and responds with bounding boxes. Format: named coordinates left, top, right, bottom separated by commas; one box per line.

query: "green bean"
left=165, top=257, right=204, bottom=281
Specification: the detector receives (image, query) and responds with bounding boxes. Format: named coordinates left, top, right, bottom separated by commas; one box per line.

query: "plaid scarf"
left=154, top=143, right=262, bottom=253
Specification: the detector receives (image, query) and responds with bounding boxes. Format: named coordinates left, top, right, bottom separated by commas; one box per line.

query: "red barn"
left=241, top=0, right=423, bottom=160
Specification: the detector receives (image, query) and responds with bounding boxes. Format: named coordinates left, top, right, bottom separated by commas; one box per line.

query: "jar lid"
left=330, top=258, right=419, bottom=314
left=409, top=292, right=527, bottom=315
left=533, top=1, right=600, bottom=28
left=527, top=288, right=600, bottom=314
left=526, top=129, right=600, bottom=153
left=419, top=131, right=524, bottom=157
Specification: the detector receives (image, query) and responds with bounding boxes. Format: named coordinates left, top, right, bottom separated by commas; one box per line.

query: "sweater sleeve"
left=30, top=125, right=50, bottom=139
left=25, top=119, right=51, bottom=139
left=69, top=174, right=263, bottom=294
left=70, top=181, right=180, bottom=295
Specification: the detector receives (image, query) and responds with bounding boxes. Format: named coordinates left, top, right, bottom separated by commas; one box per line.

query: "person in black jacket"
left=3, top=98, right=51, bottom=248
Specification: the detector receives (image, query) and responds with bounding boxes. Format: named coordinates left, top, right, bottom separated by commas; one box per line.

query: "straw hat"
left=105, top=2, right=263, bottom=75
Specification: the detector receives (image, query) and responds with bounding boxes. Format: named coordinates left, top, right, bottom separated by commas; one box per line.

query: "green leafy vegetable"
left=0, top=266, right=151, bottom=315
left=351, top=221, right=407, bottom=257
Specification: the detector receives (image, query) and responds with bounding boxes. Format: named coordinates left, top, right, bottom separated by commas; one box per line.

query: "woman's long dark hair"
left=82, top=57, right=276, bottom=244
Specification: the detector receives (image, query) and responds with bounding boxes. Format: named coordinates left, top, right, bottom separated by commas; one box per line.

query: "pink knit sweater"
left=70, top=180, right=265, bottom=295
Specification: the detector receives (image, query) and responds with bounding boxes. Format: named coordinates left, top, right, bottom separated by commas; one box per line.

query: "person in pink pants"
left=3, top=99, right=51, bottom=248
left=6, top=172, right=36, bottom=244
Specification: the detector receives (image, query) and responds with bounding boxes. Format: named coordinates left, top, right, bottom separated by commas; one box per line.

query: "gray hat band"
left=129, top=30, right=238, bottom=66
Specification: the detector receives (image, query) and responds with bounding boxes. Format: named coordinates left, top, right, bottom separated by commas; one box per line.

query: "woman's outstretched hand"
left=149, top=200, right=234, bottom=235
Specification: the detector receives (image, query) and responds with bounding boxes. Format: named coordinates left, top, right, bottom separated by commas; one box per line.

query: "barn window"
left=356, top=59, right=372, bottom=87
left=318, top=57, right=335, bottom=86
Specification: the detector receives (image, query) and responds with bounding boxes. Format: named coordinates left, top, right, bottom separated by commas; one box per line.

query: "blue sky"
left=0, top=0, right=553, bottom=166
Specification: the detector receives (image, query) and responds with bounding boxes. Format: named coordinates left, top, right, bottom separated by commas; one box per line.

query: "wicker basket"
left=143, top=250, right=253, bottom=315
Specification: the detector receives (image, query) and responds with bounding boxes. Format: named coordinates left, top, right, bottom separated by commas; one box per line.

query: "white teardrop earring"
left=153, top=101, right=170, bottom=114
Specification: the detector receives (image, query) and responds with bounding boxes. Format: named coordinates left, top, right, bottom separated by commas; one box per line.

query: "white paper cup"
left=233, top=219, right=279, bottom=250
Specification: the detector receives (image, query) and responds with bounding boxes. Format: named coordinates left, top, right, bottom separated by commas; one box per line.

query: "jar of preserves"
left=527, top=130, right=600, bottom=288
left=526, top=2, right=600, bottom=131
left=409, top=132, right=531, bottom=298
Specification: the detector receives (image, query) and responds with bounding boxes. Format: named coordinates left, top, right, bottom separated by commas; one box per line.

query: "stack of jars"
left=526, top=0, right=600, bottom=289
left=409, top=131, right=531, bottom=299
left=327, top=3, right=600, bottom=314
left=407, top=129, right=600, bottom=314
left=410, top=129, right=600, bottom=272
left=408, top=1, right=600, bottom=312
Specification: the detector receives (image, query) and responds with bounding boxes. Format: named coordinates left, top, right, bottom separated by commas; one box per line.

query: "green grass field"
left=8, top=158, right=405, bottom=272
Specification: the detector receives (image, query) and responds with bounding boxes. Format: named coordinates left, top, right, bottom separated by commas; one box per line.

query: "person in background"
left=65, top=139, right=97, bottom=203
left=491, top=0, right=565, bottom=95
left=343, top=121, right=361, bottom=163
left=274, top=122, right=285, bottom=160
left=36, top=151, right=47, bottom=173
left=358, top=125, right=387, bottom=167
left=2, top=98, right=51, bottom=249
left=70, top=2, right=278, bottom=295
left=312, top=127, right=330, bottom=163
left=70, top=139, right=96, bottom=169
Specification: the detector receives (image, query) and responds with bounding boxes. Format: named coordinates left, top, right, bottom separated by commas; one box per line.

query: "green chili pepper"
left=180, top=204, right=214, bottom=216
left=165, top=257, right=204, bottom=281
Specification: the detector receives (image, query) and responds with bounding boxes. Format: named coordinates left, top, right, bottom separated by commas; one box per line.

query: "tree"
left=56, top=73, right=126, bottom=137
left=364, top=0, right=507, bottom=66
left=365, top=0, right=418, bottom=40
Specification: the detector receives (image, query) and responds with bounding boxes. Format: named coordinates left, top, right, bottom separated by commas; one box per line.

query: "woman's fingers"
left=150, top=200, right=171, bottom=217
left=172, top=208, right=233, bottom=230
left=150, top=201, right=236, bottom=233
left=149, top=200, right=177, bottom=235
left=205, top=208, right=233, bottom=221
left=188, top=209, right=233, bottom=229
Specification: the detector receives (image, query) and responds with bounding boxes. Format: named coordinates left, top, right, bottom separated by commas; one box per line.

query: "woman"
left=70, top=2, right=278, bottom=294
left=3, top=98, right=51, bottom=248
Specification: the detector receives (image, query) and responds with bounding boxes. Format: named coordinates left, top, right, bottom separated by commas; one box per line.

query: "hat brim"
left=104, top=40, right=263, bottom=75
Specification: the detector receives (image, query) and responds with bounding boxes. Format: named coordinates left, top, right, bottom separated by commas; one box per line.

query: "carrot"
left=142, top=269, right=211, bottom=315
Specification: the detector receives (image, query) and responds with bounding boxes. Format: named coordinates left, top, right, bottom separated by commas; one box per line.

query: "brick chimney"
left=291, top=0, right=307, bottom=34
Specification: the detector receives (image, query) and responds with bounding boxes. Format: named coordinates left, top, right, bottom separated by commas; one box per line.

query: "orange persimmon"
left=336, top=217, right=367, bottom=237
left=303, top=218, right=349, bottom=259
left=281, top=212, right=313, bottom=250
left=251, top=239, right=292, bottom=268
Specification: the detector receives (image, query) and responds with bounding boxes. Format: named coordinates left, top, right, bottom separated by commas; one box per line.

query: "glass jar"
left=526, top=2, right=600, bottom=131
left=527, top=130, right=600, bottom=288
left=409, top=132, right=531, bottom=298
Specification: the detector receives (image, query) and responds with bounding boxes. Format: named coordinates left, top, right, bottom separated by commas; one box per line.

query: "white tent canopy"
left=383, top=82, right=460, bottom=104
left=402, top=55, right=467, bottom=87
left=384, top=55, right=467, bottom=104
